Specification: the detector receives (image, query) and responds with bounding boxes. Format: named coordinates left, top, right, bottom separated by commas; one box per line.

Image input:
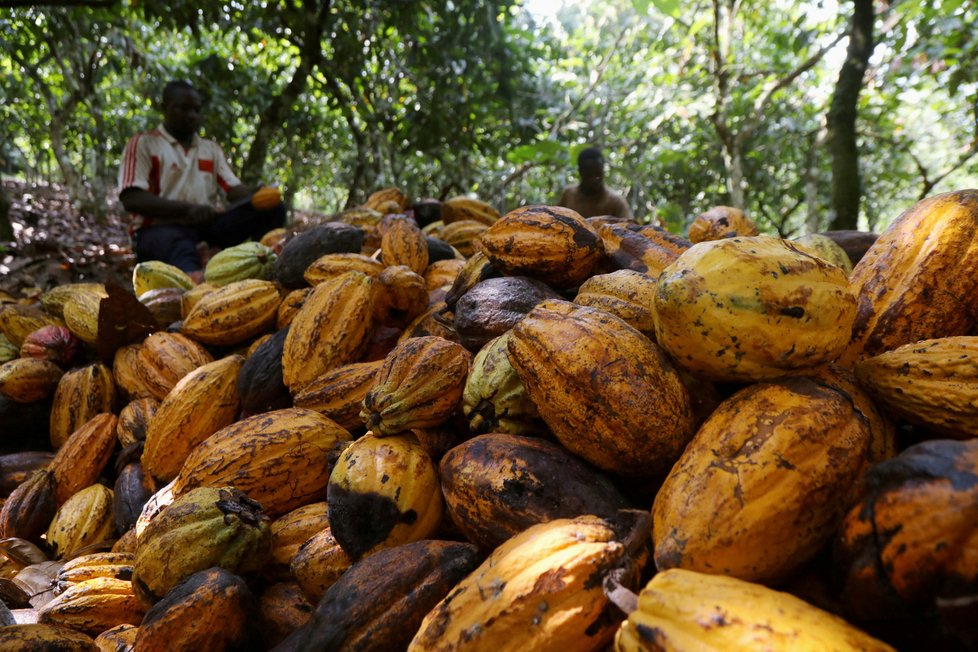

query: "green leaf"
left=506, top=140, right=564, bottom=164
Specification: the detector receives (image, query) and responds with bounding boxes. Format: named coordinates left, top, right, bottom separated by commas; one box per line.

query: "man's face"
left=163, top=88, right=204, bottom=140
left=578, top=159, right=604, bottom=195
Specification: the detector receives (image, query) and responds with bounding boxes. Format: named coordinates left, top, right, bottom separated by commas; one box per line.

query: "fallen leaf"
left=95, top=280, right=159, bottom=360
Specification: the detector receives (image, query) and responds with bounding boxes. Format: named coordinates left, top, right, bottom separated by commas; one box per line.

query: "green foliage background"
left=1, top=0, right=975, bottom=235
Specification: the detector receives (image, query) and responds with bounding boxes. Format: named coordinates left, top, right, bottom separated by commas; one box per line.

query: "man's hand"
left=183, top=203, right=217, bottom=225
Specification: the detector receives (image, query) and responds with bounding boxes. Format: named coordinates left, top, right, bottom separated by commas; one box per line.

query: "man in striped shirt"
left=118, top=80, right=285, bottom=280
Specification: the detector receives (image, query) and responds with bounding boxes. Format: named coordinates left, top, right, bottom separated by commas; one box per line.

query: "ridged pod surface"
left=509, top=299, right=694, bottom=477
left=114, top=462, right=153, bottom=534
left=0, top=624, right=99, bottom=650
left=94, top=624, right=139, bottom=650
left=292, top=359, right=384, bottom=432
left=361, top=336, right=470, bottom=436
left=0, top=450, right=54, bottom=498
left=793, top=232, right=854, bottom=274
left=112, top=344, right=154, bottom=401
left=134, top=332, right=214, bottom=402
left=440, top=433, right=630, bottom=550
left=133, top=567, right=261, bottom=651
left=374, top=265, right=429, bottom=328
left=614, top=568, right=894, bottom=652
left=132, top=486, right=270, bottom=604
left=179, top=282, right=217, bottom=319
left=440, top=220, right=489, bottom=258
left=835, top=439, right=978, bottom=622
left=461, top=332, right=545, bottom=437
left=40, top=282, right=107, bottom=319
left=50, top=363, right=115, bottom=449
left=142, top=355, right=244, bottom=483
left=289, top=526, right=352, bottom=603
left=653, top=236, right=857, bottom=382
left=687, top=205, right=759, bottom=243
left=0, top=303, right=65, bottom=348
left=304, top=252, right=384, bottom=286
left=181, top=279, right=281, bottom=346
left=596, top=223, right=690, bottom=278
left=408, top=514, right=645, bottom=652
left=116, top=398, right=158, bottom=448
left=653, top=376, right=874, bottom=584
left=282, top=271, right=376, bottom=392
left=0, top=358, right=63, bottom=403
left=442, top=196, right=501, bottom=225
left=203, top=241, right=277, bottom=286
left=381, top=217, right=429, bottom=275
left=132, top=261, right=196, bottom=297
left=475, top=205, right=605, bottom=287
left=573, top=269, right=658, bottom=337
left=62, top=287, right=107, bottom=345
left=855, top=336, right=978, bottom=438
left=46, top=483, right=116, bottom=559
left=424, top=259, right=465, bottom=292
left=276, top=540, right=480, bottom=652
left=20, top=324, right=81, bottom=367
left=260, top=582, right=313, bottom=647
left=267, top=502, right=330, bottom=580
left=364, top=187, right=409, bottom=212
left=172, top=408, right=351, bottom=518
left=327, top=433, right=443, bottom=560
left=841, top=190, right=978, bottom=365
left=50, top=412, right=118, bottom=507
left=0, top=469, right=57, bottom=542
left=444, top=251, right=499, bottom=311
left=57, top=552, right=134, bottom=591
left=275, top=287, right=310, bottom=329
left=38, top=576, right=144, bottom=637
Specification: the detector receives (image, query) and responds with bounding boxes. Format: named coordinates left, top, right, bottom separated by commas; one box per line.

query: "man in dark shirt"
left=557, top=147, right=633, bottom=219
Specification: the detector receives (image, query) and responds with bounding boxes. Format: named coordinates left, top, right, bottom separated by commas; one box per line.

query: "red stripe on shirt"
left=149, top=156, right=161, bottom=195
left=123, top=134, right=140, bottom=187
left=217, top=174, right=231, bottom=192
left=198, top=159, right=214, bottom=173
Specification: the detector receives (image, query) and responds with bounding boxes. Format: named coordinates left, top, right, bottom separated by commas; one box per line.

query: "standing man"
left=557, top=147, right=633, bottom=219
left=118, top=80, right=285, bottom=280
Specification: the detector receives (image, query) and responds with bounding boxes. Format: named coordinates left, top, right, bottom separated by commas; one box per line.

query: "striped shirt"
left=118, top=125, right=241, bottom=233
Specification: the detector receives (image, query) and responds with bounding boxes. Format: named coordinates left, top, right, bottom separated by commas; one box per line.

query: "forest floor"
left=0, top=179, right=327, bottom=300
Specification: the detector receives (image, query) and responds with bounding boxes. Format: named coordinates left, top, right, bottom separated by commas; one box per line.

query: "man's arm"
left=225, top=184, right=256, bottom=204
left=612, top=192, right=634, bottom=220
left=119, top=188, right=215, bottom=225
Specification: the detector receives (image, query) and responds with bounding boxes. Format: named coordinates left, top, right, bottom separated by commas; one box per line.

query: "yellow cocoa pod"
left=132, top=261, right=195, bottom=298
left=364, top=187, right=408, bottom=212
left=181, top=279, right=281, bottom=346
left=0, top=303, right=65, bottom=348
left=442, top=196, right=500, bottom=226
left=267, top=502, right=329, bottom=581
left=289, top=525, right=352, bottom=603
left=39, top=576, right=144, bottom=637
left=142, top=355, right=243, bottom=483
left=116, top=397, right=159, bottom=448
left=424, top=259, right=464, bottom=292
left=50, top=412, right=118, bottom=506
left=0, top=357, right=63, bottom=403
left=374, top=265, right=428, bottom=328
left=94, top=624, right=139, bottom=651
left=134, top=332, right=214, bottom=401
left=179, top=282, right=218, bottom=319
left=292, top=359, right=384, bottom=432
left=39, top=282, right=106, bottom=319
left=57, top=552, right=134, bottom=591
left=574, top=269, right=658, bottom=338
left=596, top=223, right=690, bottom=278
left=49, top=363, right=115, bottom=449
left=793, top=232, right=854, bottom=274
left=0, top=624, right=99, bottom=650
left=46, top=483, right=116, bottom=559
left=381, top=216, right=428, bottom=275
left=304, top=252, right=384, bottom=286
left=440, top=219, right=489, bottom=258
left=250, top=185, right=282, bottom=210
left=112, top=344, right=155, bottom=401
left=361, top=335, right=470, bottom=436
left=687, top=205, right=758, bottom=243
left=62, top=286, right=108, bottom=345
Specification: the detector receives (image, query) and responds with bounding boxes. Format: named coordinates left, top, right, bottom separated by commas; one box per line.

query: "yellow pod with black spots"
left=653, top=235, right=856, bottom=382
left=57, top=552, right=134, bottom=592
left=38, top=576, right=145, bottom=637
left=573, top=269, right=658, bottom=338
left=267, top=501, right=330, bottom=580
left=46, top=483, right=116, bottom=559
left=181, top=279, right=281, bottom=346
left=326, top=433, right=442, bottom=560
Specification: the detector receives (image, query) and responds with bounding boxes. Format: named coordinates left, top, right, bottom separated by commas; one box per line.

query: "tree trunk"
left=0, top=184, right=13, bottom=242
left=240, top=5, right=331, bottom=184
left=826, top=0, right=875, bottom=230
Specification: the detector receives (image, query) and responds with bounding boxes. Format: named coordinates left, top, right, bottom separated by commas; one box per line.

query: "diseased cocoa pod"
left=461, top=332, right=545, bottom=437
left=424, top=259, right=465, bottom=293
left=276, top=287, right=311, bottom=329
left=361, top=336, right=470, bottom=436
left=132, top=487, right=270, bottom=605
left=94, top=624, right=139, bottom=651
left=653, top=235, right=857, bottom=382
left=835, top=439, right=978, bottom=623
left=687, top=205, right=759, bottom=243
left=475, top=205, right=605, bottom=288
left=38, top=576, right=145, bottom=637
left=0, top=469, right=57, bottom=543
left=282, top=271, right=376, bottom=392
left=267, top=502, right=330, bottom=581
left=114, top=463, right=152, bottom=535
left=573, top=269, right=657, bottom=338
left=374, top=265, right=428, bottom=328
left=237, top=325, right=292, bottom=414
left=509, top=299, right=694, bottom=477
left=50, top=413, right=118, bottom=506
left=304, top=253, right=384, bottom=286
left=133, top=567, right=262, bottom=652
left=0, top=358, right=64, bottom=403
left=134, top=332, right=213, bottom=402
left=407, top=514, right=649, bottom=652
left=439, top=220, right=489, bottom=258
left=274, top=222, right=365, bottom=289
left=290, top=526, right=352, bottom=603
left=327, top=433, right=443, bottom=560
left=596, top=223, right=691, bottom=278
left=398, top=303, right=460, bottom=344
left=275, top=540, right=480, bottom=652
left=412, top=199, right=443, bottom=228
left=20, top=324, right=81, bottom=367
left=443, top=251, right=500, bottom=311
left=180, top=279, right=281, bottom=346
left=854, top=336, right=978, bottom=439
left=381, top=217, right=430, bottom=276
left=841, top=190, right=978, bottom=365
left=172, top=408, right=351, bottom=518
left=112, top=344, right=155, bottom=401
left=426, top=236, right=461, bottom=264
left=292, top=360, right=383, bottom=432
left=50, top=363, right=116, bottom=449
left=260, top=582, right=313, bottom=647
left=0, top=303, right=65, bottom=348
left=653, top=376, right=876, bottom=584
left=0, top=623, right=99, bottom=650
left=440, top=433, right=631, bottom=551
left=358, top=325, right=403, bottom=364
left=116, top=398, right=158, bottom=448
left=47, top=483, right=116, bottom=559
left=142, top=355, right=243, bottom=483
left=138, top=287, right=185, bottom=329
left=0, top=451, right=54, bottom=497
left=453, top=276, right=559, bottom=351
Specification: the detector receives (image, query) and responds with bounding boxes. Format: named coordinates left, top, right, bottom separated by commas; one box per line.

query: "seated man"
left=557, top=147, right=633, bottom=220
left=118, top=80, right=285, bottom=280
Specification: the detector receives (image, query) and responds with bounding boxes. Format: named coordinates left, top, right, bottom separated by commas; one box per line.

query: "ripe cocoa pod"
left=260, top=582, right=314, bottom=647
left=135, top=332, right=214, bottom=401
left=57, top=552, right=134, bottom=591
left=0, top=623, right=99, bottom=650
left=0, top=303, right=65, bottom=348
left=687, top=205, right=759, bottom=243
left=94, top=624, right=139, bottom=651
left=267, top=502, right=330, bottom=581
left=0, top=357, right=63, bottom=403
left=0, top=451, right=54, bottom=498
left=443, top=250, right=500, bottom=311
left=20, top=324, right=81, bottom=367
left=49, top=363, right=116, bottom=449
left=0, top=469, right=57, bottom=543
left=442, top=196, right=500, bottom=225
left=38, top=576, right=144, bottom=637
left=364, top=187, right=409, bottom=212
left=289, top=526, right=352, bottom=603
left=373, top=265, right=428, bottom=328
left=304, top=252, right=384, bottom=286
left=292, top=360, right=384, bottom=432
left=132, top=486, right=270, bottom=604
left=596, top=222, right=691, bottom=277
left=181, top=279, right=281, bottom=346
left=116, top=398, right=159, bottom=448
left=138, top=287, right=185, bottom=329
left=50, top=413, right=118, bottom=506
left=47, top=483, right=116, bottom=559
left=424, top=259, right=464, bottom=292
left=573, top=269, right=658, bottom=338
left=62, top=286, right=107, bottom=345
left=112, top=344, right=155, bottom=401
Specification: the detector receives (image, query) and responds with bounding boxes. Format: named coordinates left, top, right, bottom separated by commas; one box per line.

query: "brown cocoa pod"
left=116, top=398, right=159, bottom=448
left=453, top=276, right=560, bottom=351
left=0, top=470, right=57, bottom=543
left=0, top=451, right=54, bottom=498
left=114, top=463, right=153, bottom=535
left=260, top=582, right=314, bottom=647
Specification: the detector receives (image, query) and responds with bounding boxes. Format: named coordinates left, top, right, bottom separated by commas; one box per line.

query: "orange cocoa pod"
left=49, top=363, right=115, bottom=449
left=50, top=413, right=119, bottom=506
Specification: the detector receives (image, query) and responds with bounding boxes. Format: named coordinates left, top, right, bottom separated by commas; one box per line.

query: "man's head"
left=577, top=147, right=605, bottom=196
left=161, top=80, right=203, bottom=142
